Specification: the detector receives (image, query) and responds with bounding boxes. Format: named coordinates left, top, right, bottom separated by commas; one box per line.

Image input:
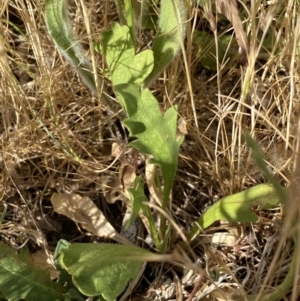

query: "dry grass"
left=0, top=0, right=300, bottom=300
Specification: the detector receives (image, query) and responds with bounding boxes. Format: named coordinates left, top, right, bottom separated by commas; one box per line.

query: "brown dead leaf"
left=111, top=142, right=124, bottom=159
left=145, top=159, right=162, bottom=206
left=176, top=117, right=187, bottom=141
left=120, top=164, right=136, bottom=192
left=51, top=192, right=132, bottom=245
left=216, top=0, right=249, bottom=56
left=31, top=250, right=59, bottom=279
left=111, top=141, right=137, bottom=196
left=211, top=232, right=238, bottom=246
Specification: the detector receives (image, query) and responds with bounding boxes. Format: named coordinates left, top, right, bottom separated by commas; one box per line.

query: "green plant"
left=38, top=0, right=186, bottom=299
left=1, top=1, right=297, bottom=301
left=45, top=0, right=187, bottom=253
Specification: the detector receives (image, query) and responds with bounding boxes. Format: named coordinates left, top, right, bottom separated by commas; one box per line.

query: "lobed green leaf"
left=101, top=23, right=154, bottom=85
left=115, top=84, right=183, bottom=205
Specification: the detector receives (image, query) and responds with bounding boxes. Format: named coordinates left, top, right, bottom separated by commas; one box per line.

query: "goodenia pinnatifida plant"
left=45, top=0, right=188, bottom=250
left=98, top=21, right=185, bottom=250
left=99, top=0, right=187, bottom=245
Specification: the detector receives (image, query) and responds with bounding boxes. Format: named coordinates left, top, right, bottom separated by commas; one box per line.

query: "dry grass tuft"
left=0, top=0, right=300, bottom=300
